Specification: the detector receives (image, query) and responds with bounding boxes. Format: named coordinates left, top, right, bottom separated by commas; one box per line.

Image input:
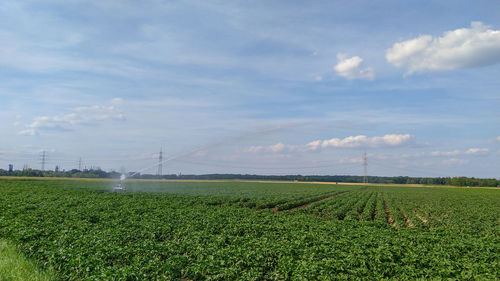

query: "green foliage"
left=0, top=179, right=498, bottom=280
left=1, top=169, right=499, bottom=187
left=0, top=239, right=56, bottom=281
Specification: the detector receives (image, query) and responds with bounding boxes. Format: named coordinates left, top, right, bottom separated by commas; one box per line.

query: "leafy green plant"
left=0, top=179, right=498, bottom=280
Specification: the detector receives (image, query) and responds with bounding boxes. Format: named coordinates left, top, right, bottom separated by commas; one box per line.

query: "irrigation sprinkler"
left=113, top=174, right=127, bottom=192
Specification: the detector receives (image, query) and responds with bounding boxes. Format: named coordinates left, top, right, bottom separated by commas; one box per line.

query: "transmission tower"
left=157, top=147, right=163, bottom=176
left=78, top=157, right=82, bottom=171
left=363, top=152, right=368, bottom=184
left=40, top=150, right=47, bottom=171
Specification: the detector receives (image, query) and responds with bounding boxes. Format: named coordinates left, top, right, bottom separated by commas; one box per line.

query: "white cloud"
left=386, top=22, right=500, bottom=74
left=244, top=142, right=286, bottom=153
left=465, top=148, right=488, bottom=155
left=269, top=142, right=285, bottom=153
left=316, top=134, right=413, bottom=149
left=111, top=97, right=124, bottom=105
left=19, top=103, right=125, bottom=136
left=334, top=53, right=375, bottom=80
left=245, top=134, right=413, bottom=154
left=430, top=148, right=489, bottom=157
left=401, top=152, right=426, bottom=158
left=430, top=150, right=461, bottom=156
left=305, top=140, right=322, bottom=151
left=497, top=136, right=500, bottom=142
left=442, top=158, right=469, bottom=165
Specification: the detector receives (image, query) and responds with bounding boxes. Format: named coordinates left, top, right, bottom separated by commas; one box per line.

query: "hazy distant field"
left=0, top=179, right=498, bottom=280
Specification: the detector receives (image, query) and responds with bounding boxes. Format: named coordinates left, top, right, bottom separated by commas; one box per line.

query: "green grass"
left=0, top=240, right=55, bottom=281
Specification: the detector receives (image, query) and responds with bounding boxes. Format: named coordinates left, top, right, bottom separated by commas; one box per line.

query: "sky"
left=1, top=0, right=499, bottom=178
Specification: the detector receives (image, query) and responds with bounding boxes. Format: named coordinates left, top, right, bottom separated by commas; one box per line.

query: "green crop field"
left=0, top=178, right=498, bottom=280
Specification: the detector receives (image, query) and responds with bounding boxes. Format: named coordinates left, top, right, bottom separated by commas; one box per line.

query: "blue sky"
left=1, top=0, right=499, bottom=177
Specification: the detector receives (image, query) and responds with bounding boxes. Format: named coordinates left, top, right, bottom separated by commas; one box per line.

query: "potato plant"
left=0, top=179, right=498, bottom=280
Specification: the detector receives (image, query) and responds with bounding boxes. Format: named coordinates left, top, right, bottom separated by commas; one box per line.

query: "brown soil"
left=403, top=214, right=414, bottom=227
left=413, top=211, right=428, bottom=223
left=383, top=200, right=397, bottom=228
left=428, top=212, right=445, bottom=222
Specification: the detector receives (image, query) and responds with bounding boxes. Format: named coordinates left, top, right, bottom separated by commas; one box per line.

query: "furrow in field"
left=413, top=210, right=428, bottom=223
left=305, top=192, right=352, bottom=214
left=383, top=199, right=397, bottom=228
left=287, top=193, right=344, bottom=211
left=373, top=193, right=388, bottom=223
left=402, top=211, right=414, bottom=227
left=351, top=192, right=372, bottom=221
left=274, top=192, right=347, bottom=212
left=359, top=192, right=377, bottom=221
left=329, top=192, right=364, bottom=220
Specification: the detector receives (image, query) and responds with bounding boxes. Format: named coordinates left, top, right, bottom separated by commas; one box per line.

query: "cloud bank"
left=246, top=134, right=414, bottom=154
left=386, top=22, right=500, bottom=74
left=308, top=134, right=413, bottom=150
left=334, top=53, right=375, bottom=80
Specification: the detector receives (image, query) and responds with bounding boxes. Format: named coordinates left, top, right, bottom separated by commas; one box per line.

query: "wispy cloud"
left=400, top=152, right=427, bottom=158
left=386, top=22, right=500, bottom=74
left=465, top=148, right=489, bottom=155
left=1, top=1, right=499, bottom=177
left=339, top=157, right=364, bottom=164
left=430, top=150, right=461, bottom=156
left=334, top=53, right=375, bottom=80
left=430, top=148, right=488, bottom=157
left=245, top=142, right=286, bottom=153
left=442, top=158, right=469, bottom=165
left=19, top=100, right=125, bottom=136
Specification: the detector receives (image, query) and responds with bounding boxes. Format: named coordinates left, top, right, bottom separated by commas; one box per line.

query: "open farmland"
left=0, top=179, right=498, bottom=280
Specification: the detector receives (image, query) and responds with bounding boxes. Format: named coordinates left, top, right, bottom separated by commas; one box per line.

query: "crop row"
left=297, top=191, right=389, bottom=224
left=0, top=179, right=498, bottom=280
left=292, top=189, right=451, bottom=230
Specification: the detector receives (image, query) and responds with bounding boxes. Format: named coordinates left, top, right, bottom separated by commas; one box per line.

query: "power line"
left=368, top=158, right=449, bottom=177
left=363, top=151, right=367, bottom=184
left=174, top=158, right=362, bottom=171
left=157, top=147, right=163, bottom=176
left=40, top=151, right=46, bottom=171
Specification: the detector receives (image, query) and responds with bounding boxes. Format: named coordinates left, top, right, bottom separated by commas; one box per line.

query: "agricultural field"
left=0, top=179, right=498, bottom=280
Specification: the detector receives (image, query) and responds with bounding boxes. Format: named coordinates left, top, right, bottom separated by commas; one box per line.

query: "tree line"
left=0, top=168, right=498, bottom=187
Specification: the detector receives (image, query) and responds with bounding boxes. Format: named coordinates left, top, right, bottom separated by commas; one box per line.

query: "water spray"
left=109, top=123, right=310, bottom=192
left=127, top=123, right=310, bottom=178
left=113, top=174, right=127, bottom=192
